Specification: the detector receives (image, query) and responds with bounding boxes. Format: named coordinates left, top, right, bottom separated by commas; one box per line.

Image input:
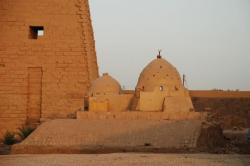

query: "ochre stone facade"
left=0, top=0, right=98, bottom=136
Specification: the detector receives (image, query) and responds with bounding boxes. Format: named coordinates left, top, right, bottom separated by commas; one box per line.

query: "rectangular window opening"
left=29, top=26, right=44, bottom=39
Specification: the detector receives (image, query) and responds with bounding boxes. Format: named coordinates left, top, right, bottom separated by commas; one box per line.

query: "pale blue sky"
left=89, top=0, right=250, bottom=90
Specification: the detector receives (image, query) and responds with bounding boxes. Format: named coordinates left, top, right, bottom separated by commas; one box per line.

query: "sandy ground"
left=0, top=153, right=249, bottom=166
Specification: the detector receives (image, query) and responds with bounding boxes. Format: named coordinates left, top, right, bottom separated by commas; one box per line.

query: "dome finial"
left=157, top=49, right=162, bottom=59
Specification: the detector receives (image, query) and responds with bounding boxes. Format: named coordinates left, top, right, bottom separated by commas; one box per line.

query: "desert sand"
left=0, top=153, right=249, bottom=166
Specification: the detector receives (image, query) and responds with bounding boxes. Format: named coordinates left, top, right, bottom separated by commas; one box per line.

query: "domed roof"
left=136, top=56, right=183, bottom=92
left=89, top=73, right=121, bottom=96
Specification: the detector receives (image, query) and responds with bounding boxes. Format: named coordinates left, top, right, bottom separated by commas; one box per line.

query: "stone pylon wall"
left=0, top=0, right=98, bottom=135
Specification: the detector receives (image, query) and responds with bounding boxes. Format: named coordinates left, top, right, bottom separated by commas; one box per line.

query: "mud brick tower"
left=0, top=0, right=99, bottom=133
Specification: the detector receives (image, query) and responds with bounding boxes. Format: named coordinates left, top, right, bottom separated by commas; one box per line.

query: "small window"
left=29, top=26, right=44, bottom=39
left=160, top=86, right=164, bottom=91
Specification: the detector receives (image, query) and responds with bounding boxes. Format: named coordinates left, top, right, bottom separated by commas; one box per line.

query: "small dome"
left=89, top=73, right=121, bottom=96
left=136, top=56, right=183, bottom=92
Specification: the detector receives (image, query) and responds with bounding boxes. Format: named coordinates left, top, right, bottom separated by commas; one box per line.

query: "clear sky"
left=89, top=0, right=250, bottom=90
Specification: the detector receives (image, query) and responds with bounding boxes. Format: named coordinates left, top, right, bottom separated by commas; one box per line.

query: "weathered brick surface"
left=192, top=97, right=250, bottom=129
left=12, top=119, right=202, bottom=154
left=0, top=0, right=98, bottom=136
left=77, top=111, right=205, bottom=121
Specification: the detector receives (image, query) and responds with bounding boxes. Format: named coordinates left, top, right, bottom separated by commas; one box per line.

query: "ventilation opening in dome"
left=160, top=86, right=164, bottom=91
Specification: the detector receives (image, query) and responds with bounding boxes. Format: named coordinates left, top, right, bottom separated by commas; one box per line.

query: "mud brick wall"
left=192, top=97, right=250, bottom=129
left=190, top=90, right=250, bottom=129
left=0, top=0, right=98, bottom=136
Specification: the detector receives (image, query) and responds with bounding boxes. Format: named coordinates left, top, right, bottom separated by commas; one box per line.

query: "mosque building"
left=85, top=53, right=194, bottom=114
